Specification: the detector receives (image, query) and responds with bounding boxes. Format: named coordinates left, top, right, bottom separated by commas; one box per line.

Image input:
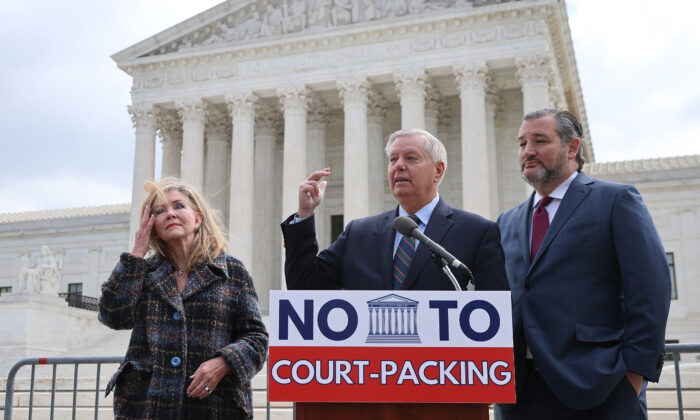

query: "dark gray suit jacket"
left=281, top=198, right=509, bottom=291
left=497, top=171, right=671, bottom=410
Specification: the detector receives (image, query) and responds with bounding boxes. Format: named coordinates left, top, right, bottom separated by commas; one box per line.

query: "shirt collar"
left=533, top=171, right=579, bottom=208
left=398, top=194, right=440, bottom=226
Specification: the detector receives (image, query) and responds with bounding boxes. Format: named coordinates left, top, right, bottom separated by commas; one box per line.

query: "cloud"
left=0, top=0, right=220, bottom=213
left=568, top=0, right=700, bottom=162
left=0, top=172, right=132, bottom=213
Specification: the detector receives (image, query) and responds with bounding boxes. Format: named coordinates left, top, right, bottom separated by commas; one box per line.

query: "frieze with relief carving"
left=130, top=17, right=544, bottom=92
left=142, top=0, right=520, bottom=57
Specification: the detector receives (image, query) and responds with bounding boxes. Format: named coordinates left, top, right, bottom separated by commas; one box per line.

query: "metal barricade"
left=4, top=346, right=698, bottom=419
left=3, top=356, right=122, bottom=420
left=665, top=343, right=700, bottom=420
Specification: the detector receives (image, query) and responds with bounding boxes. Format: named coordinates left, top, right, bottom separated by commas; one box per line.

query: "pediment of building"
left=113, top=0, right=520, bottom=63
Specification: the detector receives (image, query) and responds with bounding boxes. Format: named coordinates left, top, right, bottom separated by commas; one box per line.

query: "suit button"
left=524, top=284, right=531, bottom=291
left=170, top=356, right=181, bottom=367
left=173, top=312, right=182, bottom=321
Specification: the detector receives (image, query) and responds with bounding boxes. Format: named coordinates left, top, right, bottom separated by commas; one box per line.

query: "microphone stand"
left=431, top=254, right=475, bottom=291
left=431, top=254, right=462, bottom=291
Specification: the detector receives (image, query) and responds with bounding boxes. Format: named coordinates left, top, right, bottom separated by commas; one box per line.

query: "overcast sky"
left=1, top=0, right=698, bottom=214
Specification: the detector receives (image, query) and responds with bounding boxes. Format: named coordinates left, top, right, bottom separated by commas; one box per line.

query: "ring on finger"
left=204, top=385, right=212, bottom=394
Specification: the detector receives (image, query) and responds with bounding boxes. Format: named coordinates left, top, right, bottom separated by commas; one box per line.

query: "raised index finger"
left=306, top=168, right=331, bottom=182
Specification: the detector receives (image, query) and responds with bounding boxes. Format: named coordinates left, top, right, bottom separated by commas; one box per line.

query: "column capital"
left=225, top=91, right=259, bottom=119
left=437, top=101, right=452, bottom=129
left=549, top=84, right=566, bottom=109
left=128, top=103, right=158, bottom=129
left=426, top=84, right=442, bottom=115
left=277, top=85, right=309, bottom=111
left=156, top=111, right=182, bottom=144
left=393, top=68, right=429, bottom=100
left=486, top=92, right=504, bottom=119
left=176, top=98, right=208, bottom=125
left=206, top=107, right=232, bottom=139
left=453, top=61, right=491, bottom=94
left=307, top=96, right=330, bottom=125
left=367, top=89, right=387, bottom=119
left=337, top=77, right=370, bottom=106
left=256, top=103, right=283, bottom=132
left=515, top=55, right=554, bottom=87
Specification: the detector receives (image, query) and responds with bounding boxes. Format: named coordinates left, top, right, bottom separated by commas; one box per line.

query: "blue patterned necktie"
left=393, top=215, right=420, bottom=290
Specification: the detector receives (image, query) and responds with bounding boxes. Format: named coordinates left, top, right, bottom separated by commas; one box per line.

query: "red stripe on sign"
left=268, top=346, right=515, bottom=403
left=38, top=357, right=48, bottom=365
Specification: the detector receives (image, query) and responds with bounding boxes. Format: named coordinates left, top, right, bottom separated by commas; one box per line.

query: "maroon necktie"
left=531, top=196, right=553, bottom=261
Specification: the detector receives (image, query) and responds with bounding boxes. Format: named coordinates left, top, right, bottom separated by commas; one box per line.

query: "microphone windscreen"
left=393, top=216, right=418, bottom=236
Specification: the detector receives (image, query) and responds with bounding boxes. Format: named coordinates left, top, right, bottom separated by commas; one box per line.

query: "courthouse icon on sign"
left=365, top=294, right=421, bottom=344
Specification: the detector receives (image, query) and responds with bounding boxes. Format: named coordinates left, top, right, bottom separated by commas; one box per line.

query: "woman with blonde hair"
left=99, top=177, right=268, bottom=420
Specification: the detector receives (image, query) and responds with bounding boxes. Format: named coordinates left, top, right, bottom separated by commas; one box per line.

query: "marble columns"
left=516, top=55, right=554, bottom=113
left=127, top=103, right=157, bottom=247
left=157, top=112, right=182, bottom=179
left=338, top=78, right=370, bottom=222
left=516, top=55, right=554, bottom=199
left=454, top=62, right=492, bottom=218
left=485, top=93, right=502, bottom=219
left=226, top=92, right=258, bottom=267
left=367, top=90, right=388, bottom=215
left=425, top=86, right=441, bottom=137
left=177, top=99, right=207, bottom=191
left=394, top=68, right=428, bottom=129
left=204, top=108, right=231, bottom=226
left=306, top=97, right=330, bottom=249
left=277, top=86, right=309, bottom=219
left=253, top=104, right=281, bottom=311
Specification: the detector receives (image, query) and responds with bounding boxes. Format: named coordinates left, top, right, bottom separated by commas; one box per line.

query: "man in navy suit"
left=281, top=128, right=509, bottom=292
left=496, top=109, right=671, bottom=419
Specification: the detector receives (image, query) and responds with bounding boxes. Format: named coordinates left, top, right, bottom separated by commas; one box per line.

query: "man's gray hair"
left=523, top=108, right=585, bottom=171
left=384, top=128, right=448, bottom=171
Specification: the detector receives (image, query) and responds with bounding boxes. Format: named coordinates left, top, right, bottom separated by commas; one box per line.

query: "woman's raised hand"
left=131, top=207, right=154, bottom=258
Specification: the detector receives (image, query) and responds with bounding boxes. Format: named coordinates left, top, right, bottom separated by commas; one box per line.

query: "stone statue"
left=351, top=0, right=362, bottom=22
left=284, top=0, right=308, bottom=33
left=331, top=0, right=353, bottom=26
left=37, top=245, right=62, bottom=295
left=202, top=24, right=229, bottom=46
left=383, top=0, right=408, bottom=17
left=242, top=11, right=263, bottom=38
left=18, top=252, right=39, bottom=293
left=261, top=4, right=284, bottom=37
left=408, top=0, right=426, bottom=14
left=309, top=0, right=333, bottom=27
left=363, top=0, right=381, bottom=21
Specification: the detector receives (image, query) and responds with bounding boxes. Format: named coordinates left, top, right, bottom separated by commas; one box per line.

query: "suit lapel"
left=518, top=194, right=535, bottom=268
left=529, top=172, right=593, bottom=272
left=379, top=209, right=397, bottom=290
left=402, top=199, right=453, bottom=290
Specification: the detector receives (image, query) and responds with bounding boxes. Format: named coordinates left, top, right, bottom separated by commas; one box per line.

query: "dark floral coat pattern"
left=99, top=251, right=268, bottom=420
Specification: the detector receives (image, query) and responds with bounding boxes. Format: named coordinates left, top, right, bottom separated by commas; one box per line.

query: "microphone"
left=393, top=216, right=475, bottom=284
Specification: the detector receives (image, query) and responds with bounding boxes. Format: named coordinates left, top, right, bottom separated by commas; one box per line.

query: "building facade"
left=0, top=0, right=698, bottom=362
left=112, top=0, right=591, bottom=312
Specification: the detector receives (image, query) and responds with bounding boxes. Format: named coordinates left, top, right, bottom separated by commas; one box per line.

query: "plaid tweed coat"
left=99, top=251, right=268, bottom=420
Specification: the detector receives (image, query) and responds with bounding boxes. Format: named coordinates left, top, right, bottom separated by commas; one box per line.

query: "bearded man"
left=495, top=108, right=671, bottom=419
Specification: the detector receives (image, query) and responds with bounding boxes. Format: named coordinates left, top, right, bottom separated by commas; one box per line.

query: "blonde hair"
left=139, top=177, right=228, bottom=271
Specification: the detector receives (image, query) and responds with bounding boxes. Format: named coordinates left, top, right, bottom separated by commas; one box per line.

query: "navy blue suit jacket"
left=497, top=172, right=671, bottom=410
left=281, top=198, right=509, bottom=291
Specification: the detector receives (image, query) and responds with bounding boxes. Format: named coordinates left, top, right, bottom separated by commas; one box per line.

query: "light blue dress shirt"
left=392, top=194, right=440, bottom=256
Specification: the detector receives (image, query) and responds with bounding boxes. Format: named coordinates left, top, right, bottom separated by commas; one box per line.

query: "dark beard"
left=520, top=149, right=568, bottom=191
